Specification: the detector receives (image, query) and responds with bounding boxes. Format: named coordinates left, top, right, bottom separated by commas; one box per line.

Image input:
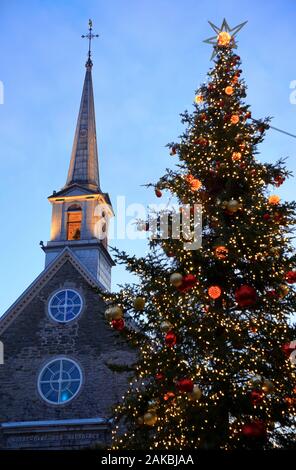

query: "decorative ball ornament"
left=133, top=296, right=146, bottom=311
left=170, top=273, right=183, bottom=287
left=230, top=114, right=239, bottom=124
left=111, top=318, right=125, bottom=331
left=274, top=175, right=285, bottom=187
left=177, top=274, right=198, bottom=293
left=286, top=270, right=296, bottom=284
left=190, top=385, right=202, bottom=401
left=105, top=305, right=123, bottom=321
left=160, top=320, right=174, bottom=332
left=227, top=200, right=240, bottom=213
left=170, top=145, right=177, bottom=156
left=208, top=285, right=222, bottom=299
left=195, top=94, right=203, bottom=104
left=235, top=285, right=257, bottom=308
left=156, top=372, right=165, bottom=381
left=195, top=136, right=208, bottom=147
left=165, top=330, right=177, bottom=347
left=155, top=188, right=162, bottom=198
left=282, top=341, right=296, bottom=357
left=268, top=194, right=280, bottom=205
left=176, top=378, right=194, bottom=393
left=232, top=151, right=242, bottom=161
left=214, top=245, right=228, bottom=259
left=217, top=31, right=231, bottom=46
left=262, top=379, right=274, bottom=393
left=279, top=284, right=289, bottom=298
left=225, top=86, right=234, bottom=95
left=241, top=420, right=266, bottom=439
left=250, top=390, right=264, bottom=405
left=143, top=411, right=158, bottom=426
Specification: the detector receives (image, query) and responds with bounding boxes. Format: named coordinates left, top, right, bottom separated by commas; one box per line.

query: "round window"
left=38, top=357, right=82, bottom=404
left=48, top=289, right=83, bottom=323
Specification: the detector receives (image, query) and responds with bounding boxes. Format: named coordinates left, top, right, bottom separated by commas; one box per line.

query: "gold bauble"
left=105, top=305, right=123, bottom=321
left=170, top=273, right=183, bottom=287
left=133, top=296, right=146, bottom=311
left=195, top=94, right=203, bottom=104
left=143, top=411, right=158, bottom=426
left=190, top=385, right=202, bottom=401
left=279, top=285, right=289, bottom=298
left=227, top=200, right=240, bottom=213
left=262, top=379, right=274, bottom=393
left=160, top=320, right=174, bottom=332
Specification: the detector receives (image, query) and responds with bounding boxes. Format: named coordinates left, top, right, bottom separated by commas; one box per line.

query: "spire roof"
left=65, top=61, right=100, bottom=190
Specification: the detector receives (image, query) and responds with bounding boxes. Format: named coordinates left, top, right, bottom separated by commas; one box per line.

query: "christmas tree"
left=103, top=21, right=296, bottom=449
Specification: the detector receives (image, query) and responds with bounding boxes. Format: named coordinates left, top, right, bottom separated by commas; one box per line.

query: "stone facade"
left=0, top=259, right=135, bottom=449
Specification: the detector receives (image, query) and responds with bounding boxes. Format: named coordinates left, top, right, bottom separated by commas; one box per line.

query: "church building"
left=0, top=24, right=134, bottom=449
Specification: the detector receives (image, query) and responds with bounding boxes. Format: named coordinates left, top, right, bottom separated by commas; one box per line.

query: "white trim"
left=1, top=417, right=110, bottom=428
left=37, top=357, right=83, bottom=405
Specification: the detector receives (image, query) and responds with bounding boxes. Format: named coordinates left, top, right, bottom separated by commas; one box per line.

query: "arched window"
left=67, top=204, right=82, bottom=240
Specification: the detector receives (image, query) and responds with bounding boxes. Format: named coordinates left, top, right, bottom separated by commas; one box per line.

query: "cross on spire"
left=82, top=19, right=99, bottom=68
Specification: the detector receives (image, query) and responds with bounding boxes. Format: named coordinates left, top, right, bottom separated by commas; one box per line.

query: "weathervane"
left=82, top=19, right=99, bottom=67
left=204, top=18, right=247, bottom=59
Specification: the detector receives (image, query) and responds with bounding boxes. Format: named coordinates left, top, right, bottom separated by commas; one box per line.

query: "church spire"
left=65, top=20, right=100, bottom=190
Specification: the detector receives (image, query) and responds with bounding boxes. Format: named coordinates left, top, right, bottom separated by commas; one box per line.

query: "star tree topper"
left=204, top=18, right=247, bottom=59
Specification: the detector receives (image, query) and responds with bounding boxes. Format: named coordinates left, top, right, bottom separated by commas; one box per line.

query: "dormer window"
left=67, top=204, right=82, bottom=240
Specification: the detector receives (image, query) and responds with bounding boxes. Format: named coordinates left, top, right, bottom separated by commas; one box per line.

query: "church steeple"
left=65, top=61, right=100, bottom=189
left=65, top=20, right=100, bottom=190
left=43, top=21, right=114, bottom=291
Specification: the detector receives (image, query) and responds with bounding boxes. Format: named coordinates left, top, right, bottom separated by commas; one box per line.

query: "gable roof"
left=0, top=247, right=105, bottom=335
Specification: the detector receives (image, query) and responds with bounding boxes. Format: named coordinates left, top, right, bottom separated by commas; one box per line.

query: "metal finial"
left=81, top=19, right=99, bottom=67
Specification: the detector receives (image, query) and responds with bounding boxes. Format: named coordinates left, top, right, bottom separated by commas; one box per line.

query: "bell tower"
left=43, top=21, right=114, bottom=290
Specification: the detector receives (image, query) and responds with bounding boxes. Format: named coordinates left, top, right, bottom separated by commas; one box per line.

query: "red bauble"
left=250, top=390, right=264, bottom=405
left=177, top=274, right=198, bottom=293
left=263, top=213, right=270, bottom=221
left=241, top=420, right=266, bottom=439
left=235, top=285, right=257, bottom=307
left=176, top=378, right=194, bottom=393
left=282, top=341, right=296, bottom=357
left=274, top=175, right=285, bottom=187
left=170, top=146, right=177, bottom=156
left=111, top=318, right=125, bottom=331
left=266, top=289, right=278, bottom=298
left=165, top=330, right=177, bottom=347
left=286, top=271, right=296, bottom=284
left=155, top=188, right=162, bottom=198
left=156, top=372, right=165, bottom=381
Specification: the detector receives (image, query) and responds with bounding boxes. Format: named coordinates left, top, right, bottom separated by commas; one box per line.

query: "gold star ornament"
left=203, top=18, right=247, bottom=59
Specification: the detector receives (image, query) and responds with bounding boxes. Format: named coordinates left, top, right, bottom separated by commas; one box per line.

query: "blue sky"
left=0, top=0, right=295, bottom=314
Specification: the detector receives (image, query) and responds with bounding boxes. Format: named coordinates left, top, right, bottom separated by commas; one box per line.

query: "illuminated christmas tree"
left=103, top=21, right=296, bottom=449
